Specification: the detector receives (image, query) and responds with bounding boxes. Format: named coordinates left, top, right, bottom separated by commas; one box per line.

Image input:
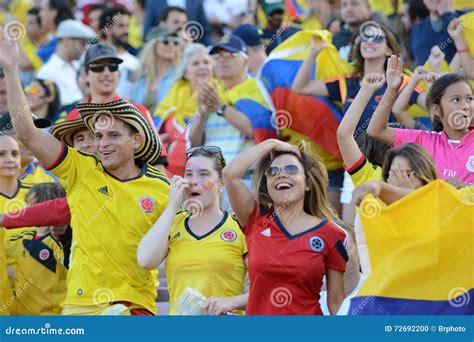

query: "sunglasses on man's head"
left=88, top=63, right=119, bottom=73
left=265, top=164, right=300, bottom=178
left=186, top=146, right=223, bottom=159
left=360, top=35, right=386, bottom=44
left=157, top=37, right=181, bottom=46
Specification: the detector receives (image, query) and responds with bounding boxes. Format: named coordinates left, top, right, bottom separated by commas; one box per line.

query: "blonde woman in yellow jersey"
left=138, top=146, right=248, bottom=315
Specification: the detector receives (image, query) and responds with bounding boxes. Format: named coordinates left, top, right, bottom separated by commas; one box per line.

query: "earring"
left=219, top=189, right=224, bottom=193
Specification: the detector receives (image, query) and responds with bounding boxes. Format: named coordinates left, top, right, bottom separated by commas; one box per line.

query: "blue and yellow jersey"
left=345, top=155, right=383, bottom=187
left=165, top=211, right=247, bottom=315
left=20, top=162, right=58, bottom=185
left=0, top=228, right=13, bottom=315
left=46, top=144, right=169, bottom=314
left=7, top=230, right=67, bottom=315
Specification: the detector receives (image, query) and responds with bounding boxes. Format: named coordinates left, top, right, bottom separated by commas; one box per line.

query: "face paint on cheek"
left=202, top=180, right=215, bottom=190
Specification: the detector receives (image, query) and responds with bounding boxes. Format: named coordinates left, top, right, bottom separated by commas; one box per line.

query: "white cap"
left=56, top=19, right=95, bottom=40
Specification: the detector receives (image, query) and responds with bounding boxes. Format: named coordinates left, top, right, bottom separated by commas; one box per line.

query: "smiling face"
left=94, top=115, right=142, bottom=170
left=155, top=36, right=181, bottom=60
left=359, top=33, right=392, bottom=60
left=266, top=154, right=307, bottom=207
left=85, top=59, right=120, bottom=96
left=213, top=49, right=247, bottom=81
left=184, top=156, right=223, bottom=209
left=72, top=127, right=96, bottom=153
left=184, top=50, right=214, bottom=87
left=0, top=135, right=21, bottom=179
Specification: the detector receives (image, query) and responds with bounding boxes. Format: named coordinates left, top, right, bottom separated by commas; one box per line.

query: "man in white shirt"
left=37, top=19, right=95, bottom=106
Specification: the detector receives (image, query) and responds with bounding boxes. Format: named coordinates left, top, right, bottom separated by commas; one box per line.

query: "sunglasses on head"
left=360, top=35, right=386, bottom=44
left=265, top=164, right=300, bottom=178
left=157, top=36, right=181, bottom=46
left=88, top=63, right=119, bottom=73
left=186, top=146, right=223, bottom=159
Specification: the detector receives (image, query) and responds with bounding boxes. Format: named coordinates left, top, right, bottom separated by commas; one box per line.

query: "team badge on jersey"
left=221, top=229, right=237, bottom=242
left=139, top=196, right=156, bottom=214
left=39, top=248, right=50, bottom=261
left=309, top=236, right=325, bottom=252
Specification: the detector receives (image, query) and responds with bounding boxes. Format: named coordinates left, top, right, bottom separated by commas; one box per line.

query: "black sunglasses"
left=157, top=37, right=181, bottom=46
left=186, top=146, right=223, bottom=159
left=88, top=63, right=119, bottom=73
left=266, top=164, right=300, bottom=178
left=360, top=35, right=386, bottom=44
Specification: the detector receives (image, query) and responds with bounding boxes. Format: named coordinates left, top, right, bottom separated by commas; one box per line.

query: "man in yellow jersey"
left=0, top=28, right=169, bottom=315
left=0, top=226, right=13, bottom=315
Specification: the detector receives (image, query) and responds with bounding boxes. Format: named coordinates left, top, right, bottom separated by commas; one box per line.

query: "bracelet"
left=457, top=48, right=470, bottom=54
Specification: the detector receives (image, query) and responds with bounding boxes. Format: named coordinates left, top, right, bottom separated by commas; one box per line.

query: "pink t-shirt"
left=393, top=128, right=474, bottom=183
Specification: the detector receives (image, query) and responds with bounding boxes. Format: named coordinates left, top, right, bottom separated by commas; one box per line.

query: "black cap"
left=84, top=43, right=124, bottom=66
left=0, top=113, right=52, bottom=132
left=209, top=35, right=248, bottom=55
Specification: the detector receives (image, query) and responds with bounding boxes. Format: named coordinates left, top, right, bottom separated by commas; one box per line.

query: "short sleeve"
left=345, top=155, right=383, bottom=186
left=168, top=211, right=189, bottom=243
left=326, top=230, right=348, bottom=272
left=325, top=77, right=343, bottom=102
left=45, top=144, right=97, bottom=191
left=408, top=85, right=422, bottom=105
left=393, top=128, right=424, bottom=147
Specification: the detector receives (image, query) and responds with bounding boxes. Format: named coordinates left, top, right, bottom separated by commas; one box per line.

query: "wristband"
left=457, top=48, right=470, bottom=54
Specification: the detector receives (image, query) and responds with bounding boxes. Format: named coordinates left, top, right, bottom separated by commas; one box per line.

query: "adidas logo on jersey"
left=171, top=232, right=180, bottom=240
left=261, top=228, right=271, bottom=237
left=97, top=186, right=109, bottom=196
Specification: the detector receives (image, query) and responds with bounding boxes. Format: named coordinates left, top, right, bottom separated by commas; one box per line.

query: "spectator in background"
left=86, top=4, right=107, bottom=33
left=401, top=0, right=430, bottom=65
left=154, top=43, right=216, bottom=175
left=233, top=24, right=267, bottom=75
left=0, top=68, right=7, bottom=116
left=37, top=20, right=95, bottom=106
left=99, top=6, right=140, bottom=99
left=333, top=0, right=388, bottom=60
left=18, top=7, right=47, bottom=85
left=133, top=26, right=181, bottom=112
left=143, top=1, right=212, bottom=45
left=24, top=79, right=61, bottom=123
left=38, top=0, right=74, bottom=63
left=203, top=0, right=249, bottom=40
left=302, top=0, right=341, bottom=31
left=448, top=18, right=474, bottom=79
left=155, top=6, right=190, bottom=52
left=409, top=0, right=461, bottom=66
left=260, top=0, right=300, bottom=55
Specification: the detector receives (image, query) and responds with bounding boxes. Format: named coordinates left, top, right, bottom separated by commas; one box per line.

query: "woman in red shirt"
left=223, top=139, right=347, bottom=315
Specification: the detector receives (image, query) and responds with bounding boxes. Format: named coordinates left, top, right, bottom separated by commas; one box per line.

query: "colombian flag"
left=258, top=29, right=352, bottom=170
left=350, top=180, right=473, bottom=315
left=221, top=78, right=277, bottom=143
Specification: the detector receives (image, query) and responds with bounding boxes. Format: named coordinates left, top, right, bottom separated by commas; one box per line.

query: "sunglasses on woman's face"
left=186, top=146, right=223, bottom=159
left=266, top=164, right=300, bottom=178
left=24, top=85, right=43, bottom=95
left=158, top=37, right=181, bottom=46
left=360, top=35, right=386, bottom=44
left=88, top=63, right=119, bottom=73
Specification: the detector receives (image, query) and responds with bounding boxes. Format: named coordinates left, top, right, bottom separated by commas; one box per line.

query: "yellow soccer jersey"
left=7, top=230, right=67, bottom=315
left=0, top=182, right=36, bottom=280
left=165, top=211, right=247, bottom=315
left=20, top=162, right=57, bottom=185
left=345, top=155, right=383, bottom=187
left=0, top=228, right=13, bottom=315
left=47, top=145, right=169, bottom=314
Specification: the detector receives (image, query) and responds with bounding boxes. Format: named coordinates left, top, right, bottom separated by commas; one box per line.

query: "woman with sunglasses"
left=24, top=79, right=60, bottom=122
left=138, top=146, right=248, bottom=315
left=133, top=26, right=181, bottom=112
left=223, top=139, right=348, bottom=315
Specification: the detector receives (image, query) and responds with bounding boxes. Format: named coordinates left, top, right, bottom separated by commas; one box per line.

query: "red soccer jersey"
left=243, top=206, right=348, bottom=315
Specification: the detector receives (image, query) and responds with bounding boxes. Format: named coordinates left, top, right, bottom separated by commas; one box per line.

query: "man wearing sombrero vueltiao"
left=0, top=27, right=170, bottom=315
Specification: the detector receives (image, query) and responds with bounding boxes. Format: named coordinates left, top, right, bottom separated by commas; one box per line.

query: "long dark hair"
left=36, top=79, right=60, bottom=121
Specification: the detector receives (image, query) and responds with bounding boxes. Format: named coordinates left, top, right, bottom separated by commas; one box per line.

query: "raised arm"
left=0, top=28, right=62, bottom=167
left=336, top=73, right=385, bottom=168
left=351, top=180, right=414, bottom=206
left=291, top=38, right=329, bottom=97
left=137, top=176, right=188, bottom=269
left=367, top=56, right=404, bottom=145
left=448, top=18, right=474, bottom=79
left=222, top=139, right=300, bottom=226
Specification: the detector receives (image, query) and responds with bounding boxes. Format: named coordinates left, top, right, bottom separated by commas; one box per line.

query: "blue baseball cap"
left=209, top=35, right=248, bottom=55
left=233, top=24, right=263, bottom=47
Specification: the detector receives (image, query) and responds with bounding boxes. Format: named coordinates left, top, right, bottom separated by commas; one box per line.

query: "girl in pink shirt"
left=367, top=56, right=473, bottom=184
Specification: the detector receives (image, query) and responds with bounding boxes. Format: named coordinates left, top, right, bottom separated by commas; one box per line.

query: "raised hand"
left=386, top=55, right=404, bottom=90
left=310, top=36, right=327, bottom=56
left=428, top=46, right=445, bottom=72
left=0, top=25, right=20, bottom=71
left=412, top=66, right=429, bottom=83
left=361, top=73, right=385, bottom=92
left=265, top=139, right=301, bottom=157
left=168, top=176, right=189, bottom=210
left=447, top=18, right=463, bottom=39
left=424, top=71, right=440, bottom=89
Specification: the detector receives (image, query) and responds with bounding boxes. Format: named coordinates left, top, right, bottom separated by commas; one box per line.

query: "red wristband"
left=458, top=48, right=470, bottom=54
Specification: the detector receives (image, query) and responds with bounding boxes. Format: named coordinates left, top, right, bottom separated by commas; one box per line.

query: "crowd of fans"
left=0, top=0, right=472, bottom=316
